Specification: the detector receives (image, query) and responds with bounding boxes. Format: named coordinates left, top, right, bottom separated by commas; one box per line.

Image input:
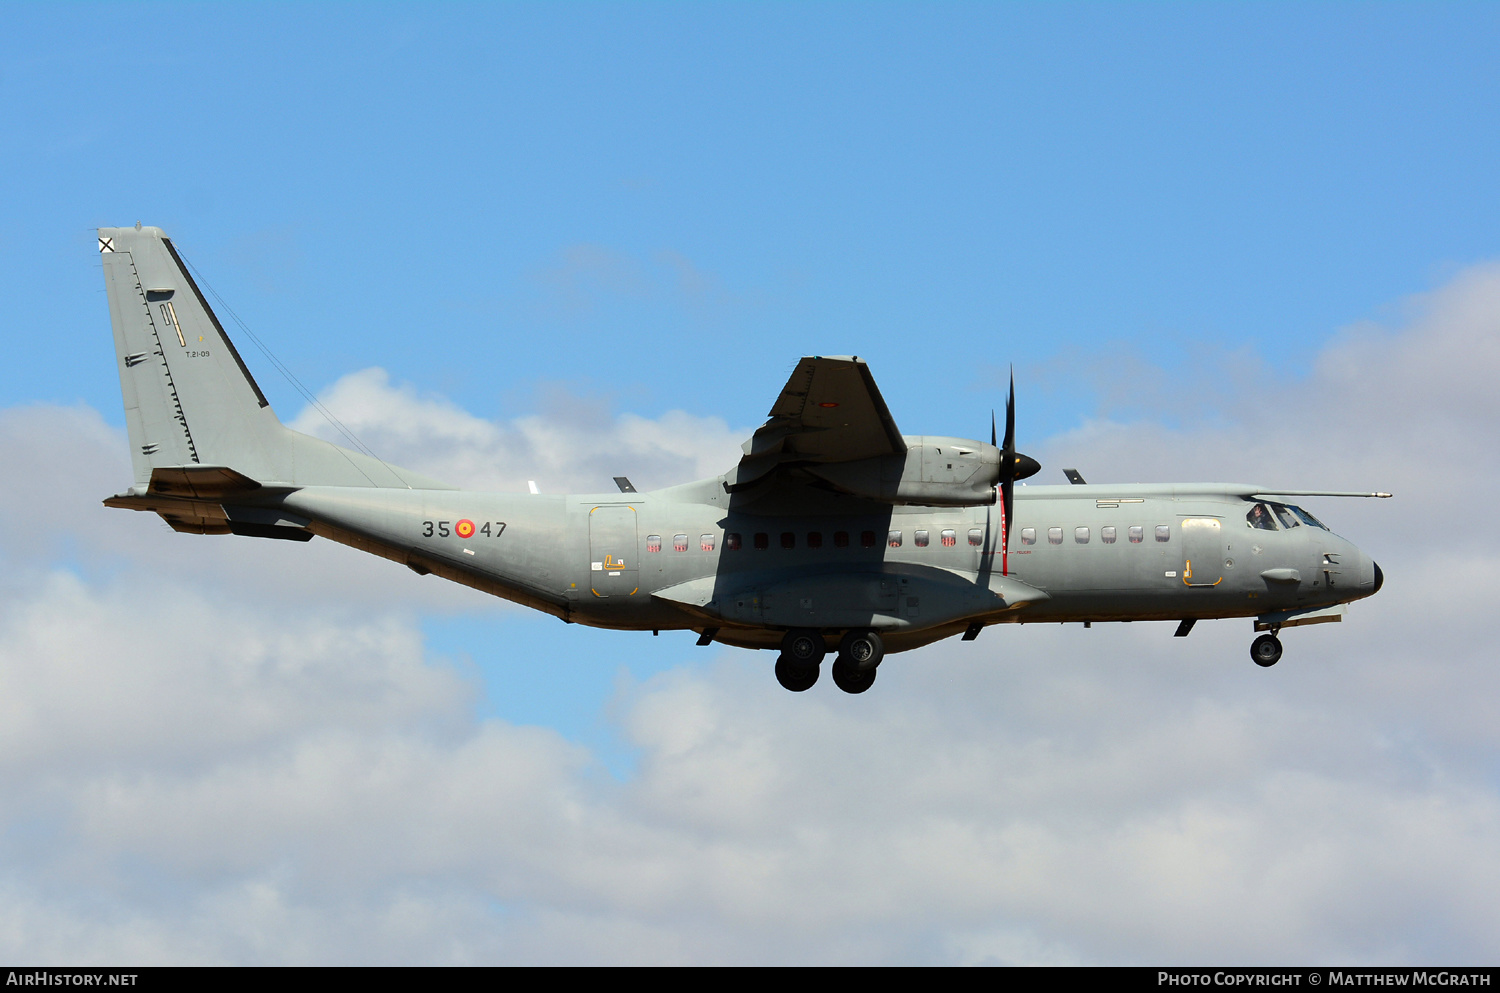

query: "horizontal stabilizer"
left=144, top=465, right=263, bottom=499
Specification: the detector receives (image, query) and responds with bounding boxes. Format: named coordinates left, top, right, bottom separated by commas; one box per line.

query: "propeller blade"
left=1002, top=478, right=1014, bottom=558
left=995, top=364, right=1038, bottom=572
left=1003, top=368, right=1016, bottom=457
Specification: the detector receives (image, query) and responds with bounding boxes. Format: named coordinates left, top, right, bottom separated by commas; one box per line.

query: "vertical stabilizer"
left=99, top=226, right=452, bottom=492
left=100, top=225, right=284, bottom=484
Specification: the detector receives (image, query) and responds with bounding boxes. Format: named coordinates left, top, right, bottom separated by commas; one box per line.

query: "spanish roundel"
left=456, top=519, right=476, bottom=539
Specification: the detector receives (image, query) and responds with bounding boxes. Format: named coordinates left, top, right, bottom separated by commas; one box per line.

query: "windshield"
left=1289, top=504, right=1329, bottom=530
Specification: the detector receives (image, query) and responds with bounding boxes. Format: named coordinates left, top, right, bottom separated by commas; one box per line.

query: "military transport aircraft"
left=97, top=225, right=1388, bottom=694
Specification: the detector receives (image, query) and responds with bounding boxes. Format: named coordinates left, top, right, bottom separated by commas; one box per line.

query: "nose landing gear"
left=1251, top=632, right=1283, bottom=667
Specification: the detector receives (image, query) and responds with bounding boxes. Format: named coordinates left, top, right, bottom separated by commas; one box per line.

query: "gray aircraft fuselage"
left=271, top=479, right=1378, bottom=654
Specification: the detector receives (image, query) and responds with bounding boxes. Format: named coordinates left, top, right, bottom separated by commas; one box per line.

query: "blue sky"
left=3, top=2, right=1500, bottom=965
left=14, top=3, right=1500, bottom=431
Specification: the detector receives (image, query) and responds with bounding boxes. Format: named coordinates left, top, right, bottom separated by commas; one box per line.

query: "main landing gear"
left=774, top=629, right=825, bottom=692
left=1251, top=632, right=1284, bottom=667
left=774, top=629, right=885, bottom=694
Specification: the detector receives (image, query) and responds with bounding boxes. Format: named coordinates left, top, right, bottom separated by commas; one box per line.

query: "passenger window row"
left=646, top=534, right=717, bottom=553
left=648, top=528, right=987, bottom=551
left=1019, top=525, right=1170, bottom=545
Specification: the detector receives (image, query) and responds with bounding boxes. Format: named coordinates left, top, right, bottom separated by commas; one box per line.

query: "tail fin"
left=99, top=225, right=449, bottom=492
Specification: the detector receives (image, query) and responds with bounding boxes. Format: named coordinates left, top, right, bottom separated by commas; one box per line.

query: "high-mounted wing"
left=727, top=356, right=1011, bottom=507
left=731, top=356, right=905, bottom=490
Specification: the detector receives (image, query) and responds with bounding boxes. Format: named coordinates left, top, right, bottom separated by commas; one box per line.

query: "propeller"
left=995, top=368, right=1041, bottom=566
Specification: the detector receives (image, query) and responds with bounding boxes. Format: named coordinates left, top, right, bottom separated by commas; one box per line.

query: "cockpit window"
left=1271, top=503, right=1300, bottom=529
left=1246, top=503, right=1277, bottom=530
left=1290, top=505, right=1329, bottom=530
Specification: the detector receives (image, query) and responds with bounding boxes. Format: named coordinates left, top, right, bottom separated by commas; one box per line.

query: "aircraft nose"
left=1372, top=561, right=1383, bottom=594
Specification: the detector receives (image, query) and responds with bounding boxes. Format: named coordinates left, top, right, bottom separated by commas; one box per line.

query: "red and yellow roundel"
left=455, top=519, right=476, bottom=539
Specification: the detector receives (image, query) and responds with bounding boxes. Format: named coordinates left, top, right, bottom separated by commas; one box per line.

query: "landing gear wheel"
left=838, top=629, right=885, bottom=672
left=775, top=654, right=820, bottom=692
left=831, top=657, right=877, bottom=694
left=781, top=628, right=827, bottom=666
left=1251, top=634, right=1283, bottom=667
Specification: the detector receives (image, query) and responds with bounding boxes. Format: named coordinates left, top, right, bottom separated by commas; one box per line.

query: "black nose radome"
left=1373, top=562, right=1384, bottom=594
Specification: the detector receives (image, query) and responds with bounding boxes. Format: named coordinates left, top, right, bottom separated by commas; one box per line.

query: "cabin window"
left=861, top=530, right=877, bottom=548
left=1075, top=527, right=1089, bottom=544
left=1272, top=504, right=1300, bottom=529
left=914, top=529, right=929, bottom=547
left=646, top=534, right=662, bottom=553
left=1247, top=503, right=1277, bottom=530
left=1129, top=525, right=1143, bottom=543
left=700, top=534, right=715, bottom=551
left=807, top=531, right=823, bottom=549
left=1048, top=527, right=1063, bottom=545
left=941, top=529, right=957, bottom=547
left=754, top=532, right=769, bottom=550
left=725, top=533, right=742, bottom=551
left=968, top=528, right=983, bottom=546
left=673, top=534, right=689, bottom=552
left=780, top=532, right=796, bottom=549
left=1020, top=527, right=1036, bottom=545
left=1290, top=505, right=1329, bottom=530
left=1101, top=526, right=1116, bottom=544
left=888, top=530, right=902, bottom=548
left=1155, top=525, right=1170, bottom=542
left=834, top=531, right=850, bottom=548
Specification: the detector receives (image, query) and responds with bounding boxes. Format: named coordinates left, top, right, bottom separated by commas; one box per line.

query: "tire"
left=1251, top=634, right=1283, bottom=667
left=838, top=629, right=885, bottom=672
left=831, top=657, right=877, bottom=694
left=775, top=654, right=819, bottom=692
left=781, top=629, right=827, bottom=666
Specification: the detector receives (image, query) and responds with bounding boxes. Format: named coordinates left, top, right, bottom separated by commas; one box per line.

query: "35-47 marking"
left=421, top=519, right=505, bottom=539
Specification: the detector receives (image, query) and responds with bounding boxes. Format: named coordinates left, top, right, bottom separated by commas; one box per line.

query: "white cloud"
left=1, top=263, right=1499, bottom=963
left=287, top=368, right=749, bottom=494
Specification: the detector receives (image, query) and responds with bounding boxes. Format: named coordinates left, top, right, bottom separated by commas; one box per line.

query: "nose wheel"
left=1251, top=633, right=1283, bottom=667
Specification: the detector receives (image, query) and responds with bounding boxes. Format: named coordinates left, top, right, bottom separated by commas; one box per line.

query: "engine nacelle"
left=806, top=435, right=1001, bottom=506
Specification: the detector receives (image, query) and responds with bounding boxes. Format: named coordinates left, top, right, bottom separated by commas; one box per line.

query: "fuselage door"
left=1180, top=517, right=1224, bottom=587
left=588, top=505, right=639, bottom=597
